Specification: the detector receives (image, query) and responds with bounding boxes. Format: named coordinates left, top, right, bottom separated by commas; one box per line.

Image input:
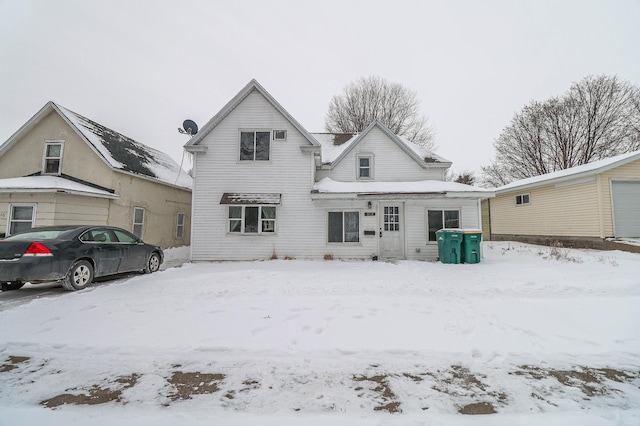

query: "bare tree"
left=454, top=171, right=476, bottom=186
left=446, top=169, right=476, bottom=185
left=481, top=75, right=640, bottom=187
left=325, top=76, right=435, bottom=150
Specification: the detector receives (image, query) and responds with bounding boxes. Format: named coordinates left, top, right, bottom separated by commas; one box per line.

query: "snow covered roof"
left=396, top=134, right=450, bottom=164
left=0, top=176, right=119, bottom=199
left=496, top=150, right=640, bottom=193
left=312, top=178, right=494, bottom=199
left=311, top=133, right=359, bottom=163
left=54, top=104, right=192, bottom=189
left=0, top=102, right=192, bottom=190
left=312, top=121, right=451, bottom=168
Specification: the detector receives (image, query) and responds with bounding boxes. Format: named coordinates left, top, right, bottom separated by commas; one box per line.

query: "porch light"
left=367, top=201, right=372, bottom=209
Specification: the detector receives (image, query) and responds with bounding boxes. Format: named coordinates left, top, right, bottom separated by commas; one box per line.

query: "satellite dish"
left=182, top=119, right=198, bottom=135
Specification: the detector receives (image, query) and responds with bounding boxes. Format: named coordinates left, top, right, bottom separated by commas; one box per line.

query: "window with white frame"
left=43, top=141, right=63, bottom=175
left=273, top=130, right=287, bottom=141
left=427, top=209, right=460, bottom=241
left=240, top=131, right=270, bottom=161
left=328, top=211, right=360, bottom=243
left=133, top=207, right=145, bottom=238
left=176, top=212, right=185, bottom=238
left=8, top=204, right=36, bottom=235
left=228, top=205, right=276, bottom=234
left=357, top=154, right=373, bottom=179
left=383, top=206, right=400, bottom=231
left=515, top=193, right=530, bottom=205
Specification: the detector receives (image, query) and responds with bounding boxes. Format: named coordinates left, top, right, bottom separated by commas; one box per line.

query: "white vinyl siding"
left=327, top=126, right=444, bottom=182
left=406, top=198, right=480, bottom=260
left=188, top=90, right=486, bottom=261
left=190, top=91, right=323, bottom=260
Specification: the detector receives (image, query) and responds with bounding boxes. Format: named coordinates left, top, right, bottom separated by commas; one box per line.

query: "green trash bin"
left=436, top=229, right=463, bottom=264
left=462, top=230, right=482, bottom=264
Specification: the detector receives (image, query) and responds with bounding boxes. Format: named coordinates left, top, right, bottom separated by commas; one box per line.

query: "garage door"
left=612, top=181, right=640, bottom=237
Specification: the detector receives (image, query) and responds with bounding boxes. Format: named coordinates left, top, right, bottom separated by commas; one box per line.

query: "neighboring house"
left=0, top=102, right=192, bottom=248
left=184, top=80, right=493, bottom=261
left=484, top=150, right=640, bottom=251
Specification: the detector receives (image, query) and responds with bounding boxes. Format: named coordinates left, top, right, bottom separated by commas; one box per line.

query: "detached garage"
left=485, top=150, right=640, bottom=251
left=612, top=180, right=640, bottom=238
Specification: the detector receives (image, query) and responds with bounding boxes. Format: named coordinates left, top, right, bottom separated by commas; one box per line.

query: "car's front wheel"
left=62, top=260, right=94, bottom=291
left=144, top=252, right=161, bottom=274
left=1, top=281, right=25, bottom=291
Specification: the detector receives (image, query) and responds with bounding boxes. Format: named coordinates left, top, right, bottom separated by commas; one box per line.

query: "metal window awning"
left=220, top=193, right=281, bottom=205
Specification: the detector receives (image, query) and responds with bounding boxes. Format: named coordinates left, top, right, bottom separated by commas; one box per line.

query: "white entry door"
left=379, top=204, right=405, bottom=259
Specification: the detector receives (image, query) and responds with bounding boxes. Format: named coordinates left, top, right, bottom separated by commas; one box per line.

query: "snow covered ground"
left=1, top=242, right=639, bottom=425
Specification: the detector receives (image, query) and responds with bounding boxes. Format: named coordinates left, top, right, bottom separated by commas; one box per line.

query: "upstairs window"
left=240, top=131, right=270, bottom=161
left=515, top=194, right=530, bottom=205
left=43, top=141, right=63, bottom=175
left=357, top=154, right=373, bottom=179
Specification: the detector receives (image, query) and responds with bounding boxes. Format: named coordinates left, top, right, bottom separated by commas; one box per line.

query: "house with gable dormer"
left=185, top=80, right=493, bottom=261
left=0, top=102, right=192, bottom=247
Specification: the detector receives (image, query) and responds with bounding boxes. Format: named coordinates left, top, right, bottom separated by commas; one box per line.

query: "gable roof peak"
left=185, top=79, right=319, bottom=149
left=324, top=120, right=450, bottom=169
left=0, top=101, right=192, bottom=189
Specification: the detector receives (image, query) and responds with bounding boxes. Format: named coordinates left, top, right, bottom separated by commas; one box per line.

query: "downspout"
left=487, top=198, right=492, bottom=240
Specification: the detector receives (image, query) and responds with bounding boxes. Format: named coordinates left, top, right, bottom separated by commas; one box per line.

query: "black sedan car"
left=0, top=225, right=163, bottom=291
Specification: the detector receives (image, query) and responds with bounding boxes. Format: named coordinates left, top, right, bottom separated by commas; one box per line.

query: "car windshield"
left=4, top=230, right=68, bottom=241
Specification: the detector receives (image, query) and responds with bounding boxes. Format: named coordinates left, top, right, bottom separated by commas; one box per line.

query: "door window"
left=383, top=206, right=400, bottom=231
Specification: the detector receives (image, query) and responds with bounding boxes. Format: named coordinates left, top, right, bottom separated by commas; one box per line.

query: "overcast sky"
left=1, top=0, right=638, bottom=175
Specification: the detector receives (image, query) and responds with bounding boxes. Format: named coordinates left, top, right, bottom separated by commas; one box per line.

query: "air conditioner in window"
left=273, top=130, right=287, bottom=141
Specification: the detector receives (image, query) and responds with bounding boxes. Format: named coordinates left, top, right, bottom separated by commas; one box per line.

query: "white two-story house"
left=185, top=80, right=493, bottom=261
